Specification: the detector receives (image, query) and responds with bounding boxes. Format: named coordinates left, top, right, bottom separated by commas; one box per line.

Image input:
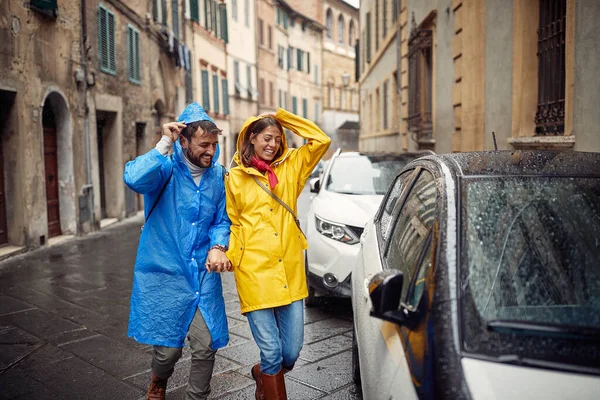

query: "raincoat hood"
left=176, top=102, right=220, bottom=166
left=234, top=113, right=291, bottom=167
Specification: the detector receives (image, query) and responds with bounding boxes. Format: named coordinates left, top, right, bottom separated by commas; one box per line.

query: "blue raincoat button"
left=192, top=222, right=196, bottom=226
left=191, top=257, right=195, bottom=261
left=196, top=190, right=200, bottom=193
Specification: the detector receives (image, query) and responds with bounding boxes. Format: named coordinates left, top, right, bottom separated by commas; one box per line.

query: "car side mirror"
left=309, top=178, right=320, bottom=193
left=369, top=270, right=408, bottom=325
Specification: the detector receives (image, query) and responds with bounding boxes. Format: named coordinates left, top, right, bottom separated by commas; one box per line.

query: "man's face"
left=181, top=129, right=218, bottom=168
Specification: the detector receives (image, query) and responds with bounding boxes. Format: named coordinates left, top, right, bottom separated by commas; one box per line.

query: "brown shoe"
left=251, top=363, right=265, bottom=400
left=262, top=368, right=287, bottom=400
left=146, top=373, right=168, bottom=400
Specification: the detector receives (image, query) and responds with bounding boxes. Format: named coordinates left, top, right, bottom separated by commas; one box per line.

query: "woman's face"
left=250, top=126, right=282, bottom=162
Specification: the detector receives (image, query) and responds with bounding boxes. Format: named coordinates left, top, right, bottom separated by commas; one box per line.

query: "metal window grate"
left=535, top=0, right=566, bottom=135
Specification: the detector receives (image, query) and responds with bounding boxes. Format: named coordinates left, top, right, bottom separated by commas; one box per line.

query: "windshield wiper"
left=487, top=319, right=600, bottom=340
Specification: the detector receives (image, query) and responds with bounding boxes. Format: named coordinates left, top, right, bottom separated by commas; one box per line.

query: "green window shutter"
left=202, top=70, right=210, bottom=110
left=315, top=103, right=319, bottom=122
left=213, top=74, right=220, bottom=113
left=204, top=0, right=209, bottom=27
left=302, top=98, right=307, bottom=118
left=283, top=12, right=288, bottom=29
left=128, top=25, right=141, bottom=83
left=307, top=53, right=310, bottom=74
left=172, top=0, right=179, bottom=38
left=314, top=65, right=318, bottom=84
left=366, top=12, right=371, bottom=63
left=287, top=48, right=292, bottom=70
left=292, top=96, right=297, bottom=114
left=162, top=0, right=167, bottom=24
left=99, top=5, right=116, bottom=75
left=212, top=0, right=218, bottom=35
left=190, top=0, right=199, bottom=22
left=297, top=49, right=302, bottom=71
left=153, top=0, right=158, bottom=20
left=219, top=3, right=228, bottom=43
left=222, top=78, right=230, bottom=115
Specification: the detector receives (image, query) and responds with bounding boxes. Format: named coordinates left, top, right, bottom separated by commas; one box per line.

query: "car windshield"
left=325, top=154, right=416, bottom=195
left=461, top=176, right=600, bottom=332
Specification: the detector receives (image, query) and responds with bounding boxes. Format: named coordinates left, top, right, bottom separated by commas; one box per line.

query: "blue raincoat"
left=124, top=103, right=230, bottom=349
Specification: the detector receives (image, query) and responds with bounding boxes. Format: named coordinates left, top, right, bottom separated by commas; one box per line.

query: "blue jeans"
left=246, top=300, right=304, bottom=375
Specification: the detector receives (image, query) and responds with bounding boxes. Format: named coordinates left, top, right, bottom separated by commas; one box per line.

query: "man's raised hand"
left=162, top=122, right=187, bottom=142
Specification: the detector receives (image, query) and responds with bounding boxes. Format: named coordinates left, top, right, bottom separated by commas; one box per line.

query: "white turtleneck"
left=155, top=135, right=207, bottom=185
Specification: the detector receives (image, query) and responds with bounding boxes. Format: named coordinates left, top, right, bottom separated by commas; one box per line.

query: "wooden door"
left=0, top=138, right=7, bottom=245
left=44, top=127, right=61, bottom=238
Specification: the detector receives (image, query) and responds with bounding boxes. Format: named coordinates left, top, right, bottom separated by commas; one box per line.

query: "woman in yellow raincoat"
left=225, top=108, right=330, bottom=399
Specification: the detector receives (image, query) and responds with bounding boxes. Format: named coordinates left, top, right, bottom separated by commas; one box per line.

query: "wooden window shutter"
left=219, top=3, right=228, bottom=43
left=172, top=0, right=179, bottom=38
left=202, top=69, right=211, bottom=110
left=222, top=78, right=230, bottom=115
left=190, top=0, right=199, bottom=22
left=98, top=7, right=108, bottom=71
left=213, top=74, right=220, bottom=113
left=108, top=12, right=116, bottom=72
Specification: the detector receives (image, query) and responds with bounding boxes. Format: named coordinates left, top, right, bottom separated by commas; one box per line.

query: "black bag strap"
left=251, top=176, right=305, bottom=238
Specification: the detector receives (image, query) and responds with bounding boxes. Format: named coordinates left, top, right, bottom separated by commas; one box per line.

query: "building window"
left=288, top=47, right=295, bottom=70
left=153, top=0, right=166, bottom=24
left=258, top=18, right=264, bottom=46
left=201, top=69, right=210, bottom=110
left=535, top=0, right=566, bottom=135
left=407, top=19, right=433, bottom=142
left=315, top=102, right=319, bottom=123
left=204, top=0, right=211, bottom=29
left=232, top=0, right=237, bottom=21
left=349, top=20, right=355, bottom=46
left=366, top=12, right=371, bottom=63
left=307, top=53, right=311, bottom=74
left=297, top=49, right=304, bottom=71
left=127, top=25, right=141, bottom=83
left=392, top=0, right=399, bottom=23
left=233, top=61, right=240, bottom=95
left=375, top=0, right=379, bottom=51
left=383, top=80, right=389, bottom=129
left=98, top=5, right=117, bottom=75
left=185, top=59, right=193, bottom=104
left=247, top=65, right=253, bottom=99
left=269, top=81, right=274, bottom=106
left=326, top=9, right=332, bottom=39
left=302, top=98, right=308, bottom=118
left=328, top=84, right=335, bottom=108
left=244, top=0, right=250, bottom=27
left=259, top=78, right=265, bottom=104
left=213, top=73, right=220, bottom=113
left=382, top=0, right=387, bottom=38
left=284, top=91, right=288, bottom=109
left=222, top=78, right=230, bottom=114
left=219, top=3, right=228, bottom=43
left=292, top=96, right=298, bottom=114
left=314, top=64, right=319, bottom=84
left=268, top=26, right=273, bottom=49
left=277, top=8, right=289, bottom=29
left=172, top=0, right=179, bottom=38
left=278, top=46, right=285, bottom=68
left=279, top=89, right=282, bottom=108
left=338, top=15, right=344, bottom=44
left=190, top=0, right=200, bottom=23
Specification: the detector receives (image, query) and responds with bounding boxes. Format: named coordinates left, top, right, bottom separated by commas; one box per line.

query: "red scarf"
left=251, top=156, right=279, bottom=189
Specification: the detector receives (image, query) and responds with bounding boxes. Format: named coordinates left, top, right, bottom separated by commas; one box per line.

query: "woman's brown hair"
left=240, top=117, right=285, bottom=167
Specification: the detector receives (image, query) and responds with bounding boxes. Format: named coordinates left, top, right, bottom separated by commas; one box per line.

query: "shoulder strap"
left=145, top=159, right=174, bottom=224
left=251, top=176, right=304, bottom=238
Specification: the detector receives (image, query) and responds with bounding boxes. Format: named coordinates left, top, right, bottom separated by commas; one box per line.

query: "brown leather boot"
left=251, top=363, right=265, bottom=400
left=262, top=369, right=287, bottom=400
left=146, top=373, right=168, bottom=400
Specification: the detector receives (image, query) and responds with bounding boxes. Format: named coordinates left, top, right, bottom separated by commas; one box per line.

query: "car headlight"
left=315, top=215, right=360, bottom=245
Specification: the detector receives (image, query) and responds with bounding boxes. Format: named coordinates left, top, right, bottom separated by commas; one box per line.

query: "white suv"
left=304, top=149, right=426, bottom=306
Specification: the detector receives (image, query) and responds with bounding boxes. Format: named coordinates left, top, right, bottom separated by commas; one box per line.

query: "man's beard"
left=186, top=149, right=212, bottom=168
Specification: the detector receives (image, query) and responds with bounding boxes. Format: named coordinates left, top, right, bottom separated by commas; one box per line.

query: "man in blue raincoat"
left=124, top=103, right=231, bottom=400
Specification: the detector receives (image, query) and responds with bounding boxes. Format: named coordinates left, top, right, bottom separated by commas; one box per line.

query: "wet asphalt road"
left=0, top=186, right=362, bottom=399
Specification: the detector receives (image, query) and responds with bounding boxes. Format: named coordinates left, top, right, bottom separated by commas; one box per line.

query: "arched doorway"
left=41, top=91, right=76, bottom=238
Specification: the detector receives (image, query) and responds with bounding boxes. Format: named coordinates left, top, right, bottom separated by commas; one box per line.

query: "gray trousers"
left=152, top=308, right=217, bottom=400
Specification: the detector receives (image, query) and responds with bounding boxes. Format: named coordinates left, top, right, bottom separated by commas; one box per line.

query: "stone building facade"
left=0, top=0, right=198, bottom=256
left=358, top=0, right=600, bottom=154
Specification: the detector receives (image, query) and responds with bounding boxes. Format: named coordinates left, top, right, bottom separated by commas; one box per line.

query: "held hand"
left=205, top=248, right=232, bottom=273
left=162, top=122, right=187, bottom=142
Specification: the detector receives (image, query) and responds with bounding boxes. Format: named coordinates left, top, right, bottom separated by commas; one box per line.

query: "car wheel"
left=305, top=254, right=320, bottom=308
left=352, top=326, right=361, bottom=386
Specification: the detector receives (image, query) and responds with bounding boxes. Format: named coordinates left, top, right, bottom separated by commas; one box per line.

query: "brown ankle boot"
left=146, top=373, right=168, bottom=400
left=251, top=363, right=265, bottom=400
left=262, top=369, right=287, bottom=400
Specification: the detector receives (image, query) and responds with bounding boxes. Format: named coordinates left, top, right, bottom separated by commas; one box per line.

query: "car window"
left=406, top=233, right=435, bottom=309
left=384, top=170, right=437, bottom=301
left=378, top=170, right=415, bottom=244
left=325, top=154, right=417, bottom=195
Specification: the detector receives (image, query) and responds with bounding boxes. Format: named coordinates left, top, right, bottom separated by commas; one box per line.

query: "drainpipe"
left=80, top=0, right=95, bottom=230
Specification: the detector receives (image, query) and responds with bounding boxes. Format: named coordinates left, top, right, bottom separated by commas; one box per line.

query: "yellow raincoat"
left=225, top=108, right=331, bottom=313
